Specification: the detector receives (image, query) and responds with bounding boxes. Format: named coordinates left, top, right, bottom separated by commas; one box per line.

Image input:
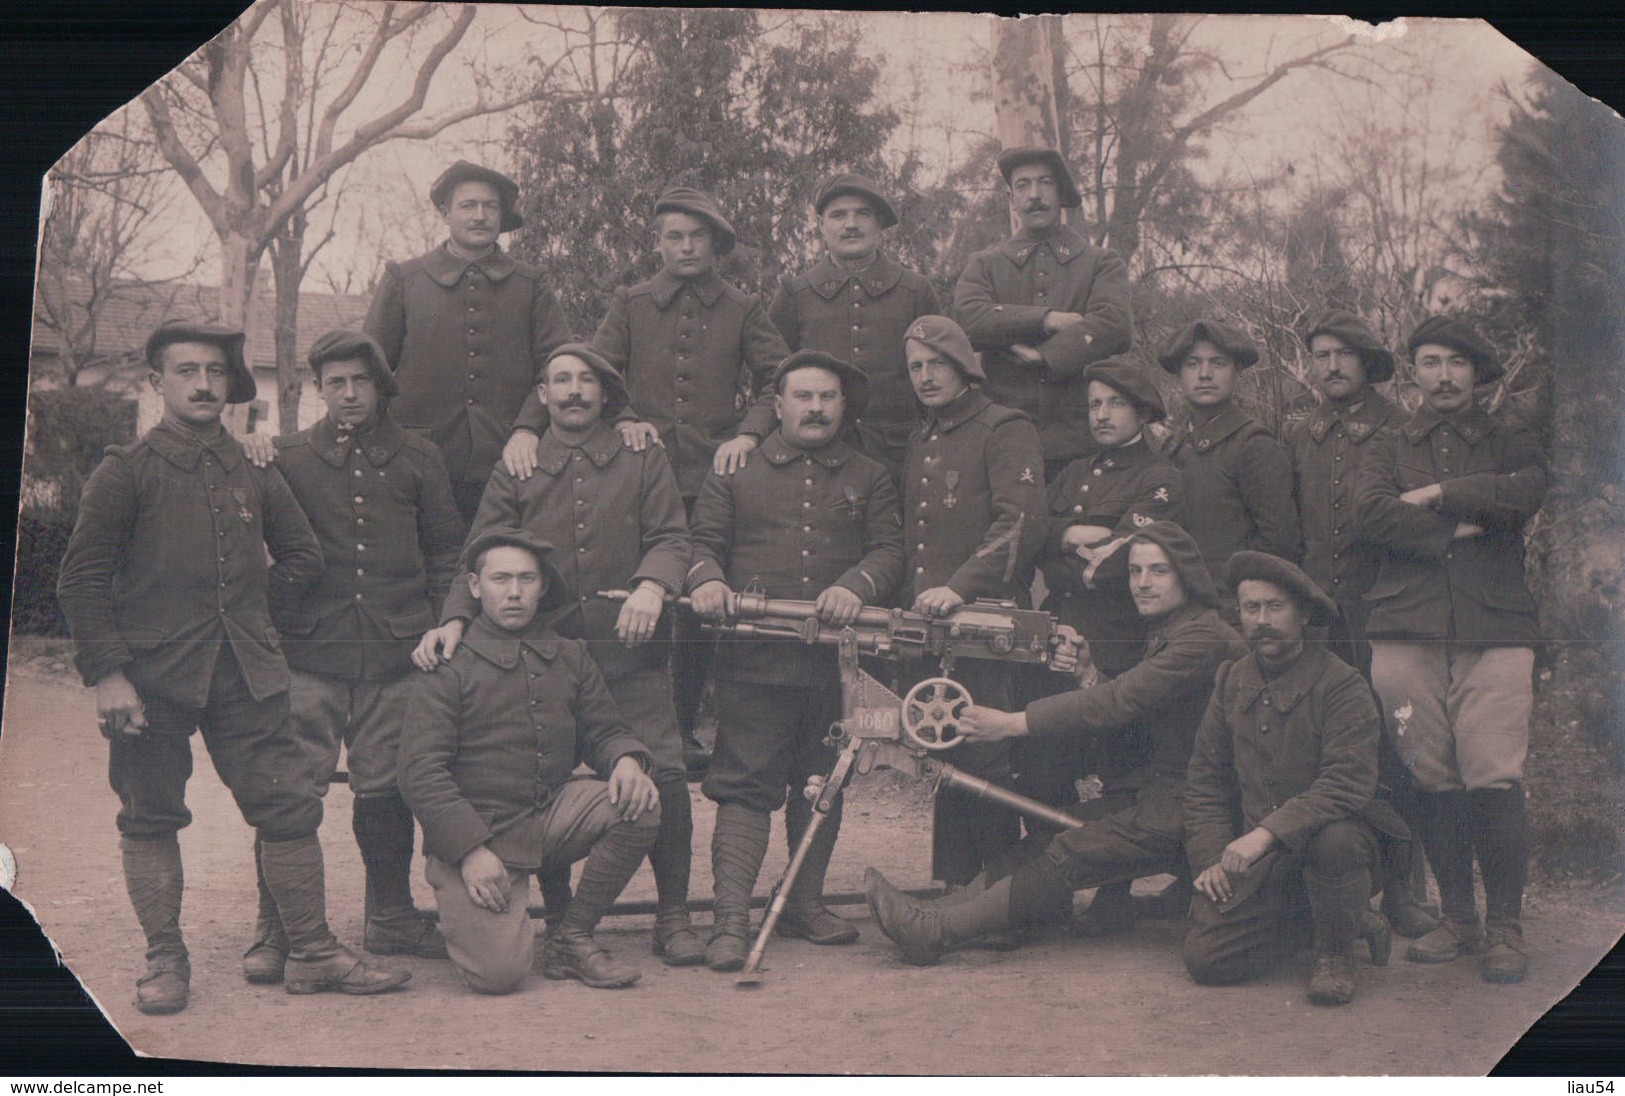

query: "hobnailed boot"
left=1305, top=866, right=1371, bottom=1005
left=540, top=815, right=656, bottom=988
left=1363, top=910, right=1393, bottom=966
left=122, top=835, right=189, bottom=1015
left=536, top=864, right=574, bottom=938
left=648, top=781, right=704, bottom=967
left=777, top=794, right=857, bottom=945
left=260, top=834, right=411, bottom=996
left=242, top=837, right=288, bottom=984
left=1407, top=790, right=1481, bottom=964
left=1471, top=783, right=1531, bottom=984
left=706, top=804, right=770, bottom=972
left=353, top=795, right=446, bottom=958
left=1308, top=949, right=1357, bottom=1006
left=865, top=866, right=1013, bottom=966
left=1073, top=880, right=1136, bottom=938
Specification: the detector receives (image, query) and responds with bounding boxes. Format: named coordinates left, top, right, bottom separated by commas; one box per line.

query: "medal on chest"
left=230, top=487, right=253, bottom=525
left=943, top=471, right=959, bottom=510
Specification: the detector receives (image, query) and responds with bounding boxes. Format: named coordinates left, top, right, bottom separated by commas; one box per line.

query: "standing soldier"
left=1160, top=320, right=1302, bottom=590
left=686, top=351, right=904, bottom=971
left=954, top=147, right=1133, bottom=482
left=769, top=172, right=942, bottom=479
left=415, top=344, right=702, bottom=967
left=365, top=161, right=572, bottom=521
left=1357, top=316, right=1546, bottom=985
left=505, top=186, right=789, bottom=778
left=246, top=330, right=465, bottom=984
left=900, top=316, right=1046, bottom=891
left=57, top=321, right=409, bottom=1015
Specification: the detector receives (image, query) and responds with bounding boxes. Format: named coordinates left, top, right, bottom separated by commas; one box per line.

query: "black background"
left=1, top=0, right=1622, bottom=1077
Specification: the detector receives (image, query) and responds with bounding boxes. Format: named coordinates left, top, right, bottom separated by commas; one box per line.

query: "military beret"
left=1225, top=550, right=1338, bottom=627
left=307, top=328, right=400, bottom=399
left=813, top=173, right=898, bottom=229
left=1082, top=358, right=1167, bottom=424
left=429, top=161, right=524, bottom=233
left=995, top=146, right=1083, bottom=209
left=653, top=187, right=737, bottom=257
left=460, top=527, right=572, bottom=616
left=1157, top=319, right=1261, bottom=374
left=1127, top=521, right=1218, bottom=609
left=904, top=314, right=985, bottom=382
left=544, top=343, right=631, bottom=419
left=1302, top=310, right=1395, bottom=384
left=770, top=350, right=870, bottom=419
left=1406, top=315, right=1502, bottom=383
left=144, top=320, right=255, bottom=405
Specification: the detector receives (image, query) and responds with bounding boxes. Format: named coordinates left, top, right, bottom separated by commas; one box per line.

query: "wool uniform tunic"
left=952, top=227, right=1133, bottom=465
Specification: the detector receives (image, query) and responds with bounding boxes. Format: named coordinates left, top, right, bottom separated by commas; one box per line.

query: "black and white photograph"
left=4, top=1, right=1625, bottom=1077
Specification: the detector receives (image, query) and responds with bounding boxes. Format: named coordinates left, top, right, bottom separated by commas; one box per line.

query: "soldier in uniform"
left=1357, top=316, right=1546, bottom=985
left=860, top=522, right=1244, bottom=961
left=251, top=330, right=465, bottom=982
left=505, top=186, right=789, bottom=779
left=414, top=343, right=703, bottom=967
left=954, top=147, right=1133, bottom=482
left=899, top=316, right=1046, bottom=891
left=57, top=321, right=410, bottom=1015
left=364, top=161, right=572, bottom=521
left=1183, top=552, right=1406, bottom=1006
left=399, top=529, right=661, bottom=994
left=686, top=350, right=904, bottom=971
left=1160, top=320, right=1302, bottom=590
left=769, top=172, right=942, bottom=479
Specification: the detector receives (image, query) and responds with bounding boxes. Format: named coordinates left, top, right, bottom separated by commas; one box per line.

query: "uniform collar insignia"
left=147, top=420, right=241, bottom=472
left=424, top=242, right=515, bottom=287
left=535, top=421, right=623, bottom=476
left=1000, top=226, right=1088, bottom=267
left=928, top=389, right=990, bottom=433
left=651, top=267, right=726, bottom=309
left=461, top=614, right=560, bottom=667
left=760, top=429, right=851, bottom=468
left=807, top=253, right=902, bottom=300
left=1234, top=644, right=1323, bottom=713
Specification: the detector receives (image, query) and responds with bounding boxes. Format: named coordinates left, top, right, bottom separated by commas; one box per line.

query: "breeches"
left=702, top=680, right=842, bottom=814
left=606, top=669, right=687, bottom=786
left=287, top=670, right=414, bottom=797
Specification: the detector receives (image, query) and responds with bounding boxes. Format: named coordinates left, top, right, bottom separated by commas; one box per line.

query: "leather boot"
left=777, top=794, right=857, bottom=945
left=648, top=781, right=704, bottom=966
left=122, top=835, right=189, bottom=1015
left=865, top=866, right=1013, bottom=966
left=1406, top=790, right=1479, bottom=964
left=1305, top=865, right=1371, bottom=1005
left=706, top=804, right=770, bottom=972
left=1471, top=784, right=1530, bottom=984
left=353, top=795, right=446, bottom=958
left=242, top=837, right=288, bottom=984
left=540, top=815, right=656, bottom=988
left=261, top=834, right=411, bottom=996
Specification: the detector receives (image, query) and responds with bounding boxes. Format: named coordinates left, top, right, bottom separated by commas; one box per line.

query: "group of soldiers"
left=56, top=145, right=1544, bottom=1018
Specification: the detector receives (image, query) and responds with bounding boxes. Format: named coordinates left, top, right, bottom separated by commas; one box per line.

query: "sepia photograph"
left=3, top=0, right=1624, bottom=1076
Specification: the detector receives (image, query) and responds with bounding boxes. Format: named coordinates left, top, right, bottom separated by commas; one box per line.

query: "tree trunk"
left=271, top=210, right=306, bottom=436
left=992, top=15, right=1064, bottom=234
left=216, top=232, right=261, bottom=437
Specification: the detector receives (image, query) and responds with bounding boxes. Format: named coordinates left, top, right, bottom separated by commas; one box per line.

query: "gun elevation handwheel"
left=901, top=677, right=972, bottom=751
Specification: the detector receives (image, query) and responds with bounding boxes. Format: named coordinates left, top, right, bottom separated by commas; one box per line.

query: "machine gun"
left=600, top=590, right=1091, bottom=984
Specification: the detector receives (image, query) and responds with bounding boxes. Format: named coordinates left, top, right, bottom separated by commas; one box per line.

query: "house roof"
left=31, top=274, right=370, bottom=375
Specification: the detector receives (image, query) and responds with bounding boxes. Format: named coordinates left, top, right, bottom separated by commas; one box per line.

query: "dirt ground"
left=3, top=653, right=1623, bottom=1076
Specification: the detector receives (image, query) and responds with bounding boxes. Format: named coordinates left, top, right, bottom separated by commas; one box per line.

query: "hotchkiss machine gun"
left=603, top=589, right=1090, bottom=985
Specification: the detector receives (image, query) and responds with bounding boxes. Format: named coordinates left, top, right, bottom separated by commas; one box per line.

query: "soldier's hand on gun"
left=502, top=429, right=541, bottom=481
left=1049, top=626, right=1094, bottom=680
left=913, top=586, right=965, bottom=618
left=615, top=420, right=661, bottom=452
left=957, top=705, right=1029, bottom=742
left=615, top=583, right=665, bottom=647
left=713, top=434, right=760, bottom=476
left=459, top=846, right=512, bottom=913
left=689, top=580, right=736, bottom=621
left=240, top=432, right=278, bottom=469
left=95, top=671, right=148, bottom=739
left=814, top=585, right=864, bottom=626
left=607, top=756, right=659, bottom=822
left=1193, top=863, right=1233, bottom=904
left=412, top=620, right=467, bottom=671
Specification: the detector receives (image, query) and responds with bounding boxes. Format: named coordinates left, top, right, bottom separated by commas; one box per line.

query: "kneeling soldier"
left=400, top=529, right=661, bottom=994
left=1183, top=552, right=1405, bottom=1006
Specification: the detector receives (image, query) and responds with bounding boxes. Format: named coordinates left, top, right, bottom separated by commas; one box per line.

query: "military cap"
left=429, top=161, right=524, bottom=233
left=307, top=328, right=400, bottom=399
left=813, top=172, right=898, bottom=229
left=1127, top=521, right=1218, bottom=609
left=544, top=342, right=631, bottom=419
left=1225, top=550, right=1338, bottom=627
left=653, top=187, right=737, bottom=257
left=1157, top=319, right=1261, bottom=374
left=995, top=146, right=1083, bottom=209
left=1302, top=310, right=1395, bottom=384
left=144, top=320, right=255, bottom=405
left=1406, top=315, right=1502, bottom=383
left=904, top=314, right=985, bottom=382
left=1082, top=358, right=1167, bottom=424
left=769, top=349, right=870, bottom=419
left=460, top=527, right=572, bottom=616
